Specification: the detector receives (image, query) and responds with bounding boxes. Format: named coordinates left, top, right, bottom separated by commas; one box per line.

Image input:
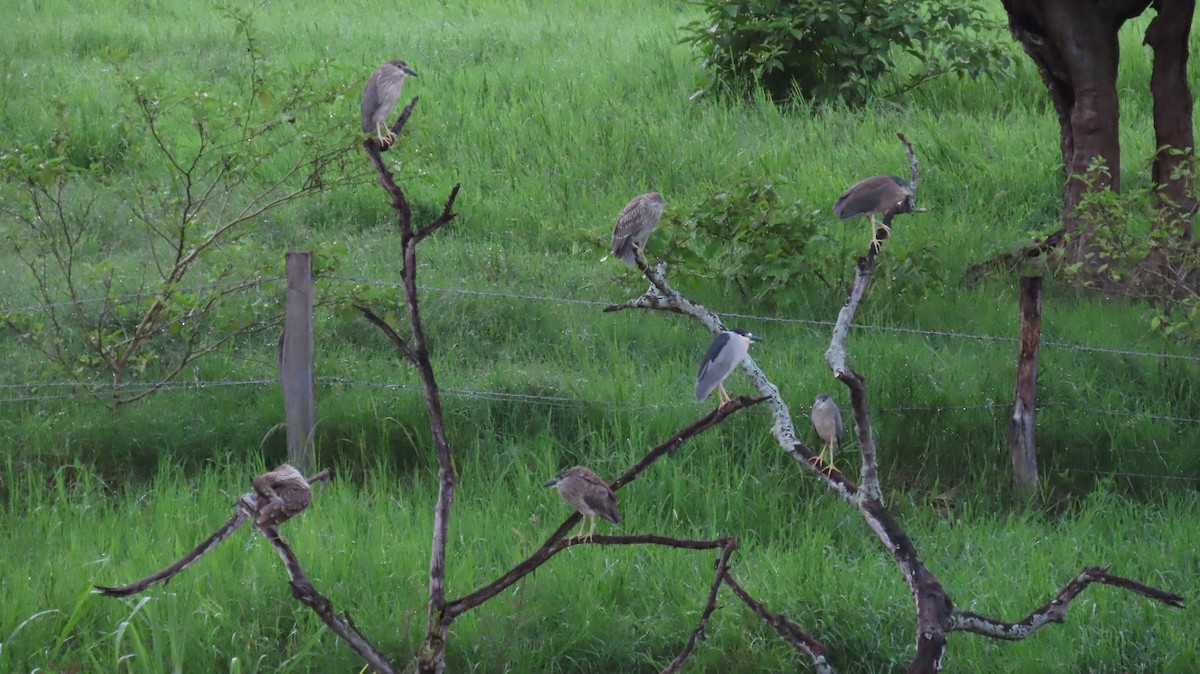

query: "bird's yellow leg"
left=574, top=516, right=589, bottom=541
left=588, top=517, right=597, bottom=540
left=812, top=439, right=841, bottom=474
left=717, top=384, right=731, bottom=407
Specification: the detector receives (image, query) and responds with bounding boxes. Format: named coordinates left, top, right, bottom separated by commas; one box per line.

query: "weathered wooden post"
left=1008, top=275, right=1042, bottom=497
left=280, top=250, right=315, bottom=472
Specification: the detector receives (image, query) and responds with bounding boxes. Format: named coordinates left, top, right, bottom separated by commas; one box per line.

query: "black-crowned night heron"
left=833, top=175, right=915, bottom=249
left=361, top=60, right=418, bottom=145
left=543, top=466, right=620, bottom=541
left=611, top=192, right=665, bottom=264
left=251, top=464, right=312, bottom=528
left=810, top=393, right=843, bottom=467
left=696, top=328, right=763, bottom=407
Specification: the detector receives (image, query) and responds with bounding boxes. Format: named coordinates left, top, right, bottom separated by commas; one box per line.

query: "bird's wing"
left=360, top=71, right=381, bottom=133
left=611, top=195, right=649, bottom=260
left=834, top=406, right=844, bottom=442
left=695, top=333, right=731, bottom=400
left=582, top=491, right=619, bottom=525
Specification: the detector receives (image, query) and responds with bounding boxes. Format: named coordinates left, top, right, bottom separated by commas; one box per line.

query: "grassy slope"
left=1, top=0, right=1198, bottom=672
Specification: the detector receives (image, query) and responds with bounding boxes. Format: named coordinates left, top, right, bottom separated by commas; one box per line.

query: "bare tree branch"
left=353, top=303, right=418, bottom=366
left=94, top=469, right=332, bottom=598
left=661, top=539, right=737, bottom=674
left=260, top=520, right=398, bottom=674
left=950, top=565, right=1185, bottom=640
left=722, top=571, right=833, bottom=674
left=443, top=397, right=764, bottom=621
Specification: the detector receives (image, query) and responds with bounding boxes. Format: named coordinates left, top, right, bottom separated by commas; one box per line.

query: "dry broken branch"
left=662, top=539, right=738, bottom=674
left=443, top=396, right=764, bottom=621
left=950, top=565, right=1185, bottom=640
left=608, top=135, right=1181, bottom=673
left=722, top=571, right=833, bottom=674
left=259, top=519, right=398, bottom=674
left=95, top=467, right=332, bottom=598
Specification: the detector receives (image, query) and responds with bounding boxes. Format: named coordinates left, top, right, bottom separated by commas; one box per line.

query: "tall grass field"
left=1, top=0, right=1198, bottom=672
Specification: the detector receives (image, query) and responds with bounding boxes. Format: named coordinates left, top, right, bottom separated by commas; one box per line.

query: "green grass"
left=1, top=0, right=1199, bottom=671
left=0, top=460, right=1196, bottom=673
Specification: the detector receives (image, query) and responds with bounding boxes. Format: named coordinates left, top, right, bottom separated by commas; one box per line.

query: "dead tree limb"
left=258, top=508, right=398, bottom=674
left=608, top=134, right=1182, bottom=673
left=94, top=468, right=332, bottom=598
left=360, top=97, right=462, bottom=674
left=722, top=571, right=834, bottom=674
left=661, top=539, right=737, bottom=674
left=443, top=396, right=763, bottom=621
left=950, top=565, right=1185, bottom=639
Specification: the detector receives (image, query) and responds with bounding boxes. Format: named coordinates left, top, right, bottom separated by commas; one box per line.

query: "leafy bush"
left=1066, top=156, right=1200, bottom=345
left=663, top=179, right=830, bottom=306
left=681, top=0, right=1013, bottom=105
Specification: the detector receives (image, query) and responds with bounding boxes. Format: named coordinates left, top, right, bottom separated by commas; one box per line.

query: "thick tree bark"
left=1001, top=0, right=1196, bottom=263
left=1146, top=0, right=1198, bottom=239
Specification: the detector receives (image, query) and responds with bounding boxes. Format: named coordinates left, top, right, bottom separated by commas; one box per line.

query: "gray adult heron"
left=611, top=192, right=665, bottom=264
left=810, top=393, right=843, bottom=467
left=833, top=175, right=915, bottom=249
left=695, top=329, right=763, bottom=407
left=543, top=466, right=620, bottom=541
left=361, top=60, right=418, bottom=145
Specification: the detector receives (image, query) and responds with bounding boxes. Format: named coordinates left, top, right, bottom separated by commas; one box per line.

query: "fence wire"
left=2, top=277, right=1198, bottom=483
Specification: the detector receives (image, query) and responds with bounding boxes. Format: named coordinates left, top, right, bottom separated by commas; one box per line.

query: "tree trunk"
left=1146, top=0, right=1198, bottom=240
left=1000, top=0, right=1152, bottom=261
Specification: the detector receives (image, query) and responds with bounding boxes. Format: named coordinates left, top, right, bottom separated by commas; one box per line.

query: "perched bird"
left=610, top=192, right=665, bottom=264
left=251, top=464, right=312, bottom=529
left=543, top=466, right=619, bottom=541
left=810, top=393, right=843, bottom=467
left=695, top=328, right=764, bottom=407
left=361, top=60, right=418, bottom=145
left=833, top=175, right=915, bottom=249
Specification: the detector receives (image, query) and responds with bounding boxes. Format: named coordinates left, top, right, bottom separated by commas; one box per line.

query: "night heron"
left=833, top=175, right=915, bottom=249
left=810, top=393, right=843, bottom=467
left=251, top=464, right=312, bottom=528
left=696, top=329, right=763, bottom=407
left=611, top=192, right=665, bottom=264
left=543, top=466, right=620, bottom=541
left=361, top=60, right=418, bottom=145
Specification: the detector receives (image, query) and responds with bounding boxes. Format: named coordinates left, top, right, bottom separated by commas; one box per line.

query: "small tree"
left=0, top=8, right=359, bottom=408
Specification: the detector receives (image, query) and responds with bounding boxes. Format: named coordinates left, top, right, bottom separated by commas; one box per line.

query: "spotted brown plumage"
left=543, top=465, right=619, bottom=541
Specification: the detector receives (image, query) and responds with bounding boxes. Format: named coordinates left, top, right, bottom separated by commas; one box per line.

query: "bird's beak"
left=403, top=66, right=418, bottom=77
left=542, top=478, right=558, bottom=488
left=749, top=335, right=764, bottom=343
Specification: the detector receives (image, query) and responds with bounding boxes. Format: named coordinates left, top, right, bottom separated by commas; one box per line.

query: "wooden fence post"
left=280, top=250, right=315, bottom=472
left=1008, top=275, right=1042, bottom=498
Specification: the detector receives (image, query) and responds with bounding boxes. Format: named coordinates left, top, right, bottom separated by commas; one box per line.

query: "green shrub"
left=664, top=178, right=829, bottom=307
left=681, top=0, right=1013, bottom=105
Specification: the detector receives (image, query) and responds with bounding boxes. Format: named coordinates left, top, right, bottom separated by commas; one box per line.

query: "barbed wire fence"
left=1, top=276, right=1197, bottom=484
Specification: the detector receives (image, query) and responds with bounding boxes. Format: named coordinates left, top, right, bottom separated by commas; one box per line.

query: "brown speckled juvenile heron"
left=611, top=192, right=665, bottom=264
left=361, top=60, right=418, bottom=144
left=833, top=175, right=915, bottom=249
left=543, top=466, right=619, bottom=541
left=251, top=464, right=312, bottom=528
left=810, top=393, right=843, bottom=467
left=696, top=328, right=763, bottom=407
